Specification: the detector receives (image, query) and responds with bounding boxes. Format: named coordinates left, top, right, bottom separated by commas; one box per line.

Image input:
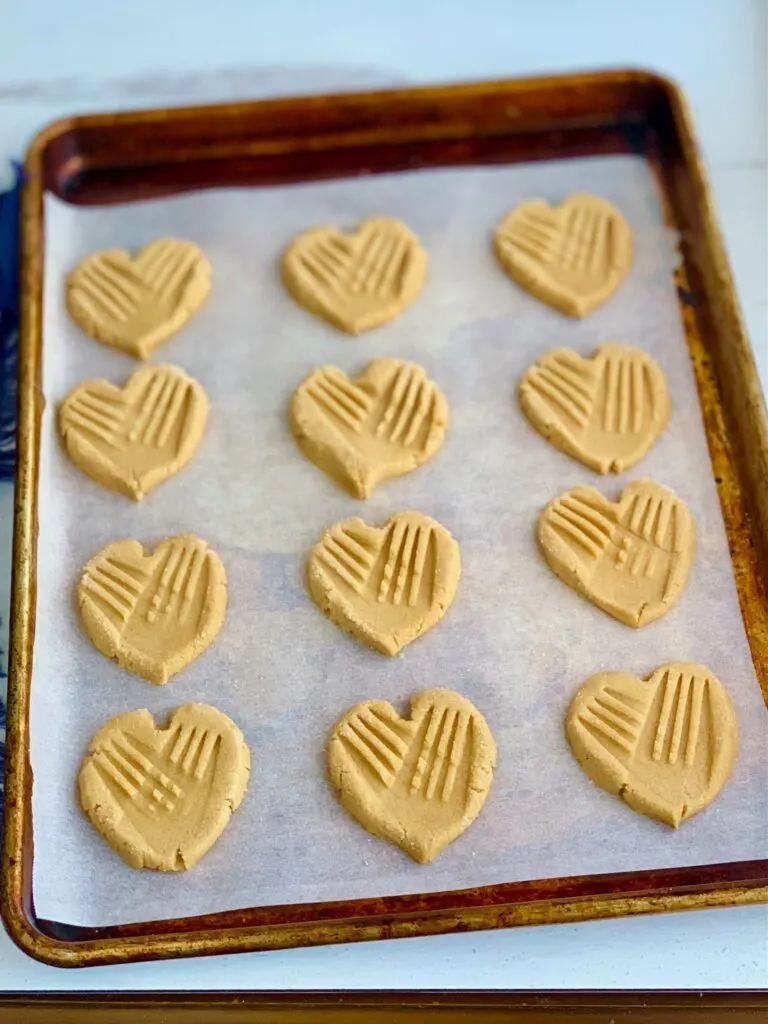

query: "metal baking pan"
left=3, top=69, right=767, bottom=967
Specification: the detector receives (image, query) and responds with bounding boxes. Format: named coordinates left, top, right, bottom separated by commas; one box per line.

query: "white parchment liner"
left=32, top=156, right=767, bottom=926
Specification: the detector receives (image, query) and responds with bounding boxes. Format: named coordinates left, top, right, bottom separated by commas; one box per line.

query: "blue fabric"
left=0, top=162, right=22, bottom=480
left=0, top=164, right=21, bottom=816
left=0, top=629, right=6, bottom=827
left=0, top=162, right=21, bottom=316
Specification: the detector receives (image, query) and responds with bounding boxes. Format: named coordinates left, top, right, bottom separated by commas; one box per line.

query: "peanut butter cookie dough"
left=291, top=358, right=448, bottom=498
left=67, top=237, right=211, bottom=358
left=282, top=216, right=427, bottom=334
left=59, top=364, right=208, bottom=500
left=519, top=343, right=669, bottom=473
left=566, top=663, right=738, bottom=827
left=79, top=703, right=250, bottom=870
left=328, top=688, right=496, bottom=862
left=538, top=479, right=695, bottom=627
left=308, top=511, right=460, bottom=655
left=78, top=533, right=227, bottom=684
left=494, top=192, right=633, bottom=317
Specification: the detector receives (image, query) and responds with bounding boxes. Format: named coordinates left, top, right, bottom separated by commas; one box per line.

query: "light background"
left=0, top=0, right=766, bottom=991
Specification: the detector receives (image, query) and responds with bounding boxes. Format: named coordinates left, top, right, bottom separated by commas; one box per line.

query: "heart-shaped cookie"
left=308, top=511, right=460, bottom=655
left=538, top=479, right=695, bottom=627
left=566, top=663, right=738, bottom=827
left=519, top=343, right=669, bottom=473
left=282, top=216, right=427, bottom=334
left=59, top=364, right=208, bottom=500
left=291, top=358, right=448, bottom=498
left=67, top=237, right=211, bottom=358
left=79, top=703, right=250, bottom=870
left=328, top=688, right=496, bottom=862
left=494, top=192, right=633, bottom=317
left=78, top=533, right=227, bottom=684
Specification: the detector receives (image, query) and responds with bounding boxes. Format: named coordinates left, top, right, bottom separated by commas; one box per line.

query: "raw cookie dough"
left=538, top=479, right=695, bottom=627
left=78, top=533, right=227, bottom=684
left=282, top=215, right=427, bottom=334
left=566, top=662, right=738, bottom=827
left=291, top=358, right=448, bottom=498
left=79, top=702, right=250, bottom=870
left=58, top=364, right=208, bottom=500
left=519, top=343, right=669, bottom=473
left=308, top=510, right=460, bottom=655
left=494, top=192, right=633, bottom=317
left=67, top=237, right=211, bottom=358
left=328, top=688, right=496, bottom=862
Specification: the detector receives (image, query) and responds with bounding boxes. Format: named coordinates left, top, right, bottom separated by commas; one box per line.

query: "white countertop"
left=0, top=0, right=766, bottom=991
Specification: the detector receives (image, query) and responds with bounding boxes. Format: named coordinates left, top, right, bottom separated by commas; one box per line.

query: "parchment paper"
left=32, top=156, right=768, bottom=927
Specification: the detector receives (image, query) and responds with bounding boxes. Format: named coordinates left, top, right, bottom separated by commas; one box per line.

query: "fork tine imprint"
left=308, top=511, right=460, bottom=655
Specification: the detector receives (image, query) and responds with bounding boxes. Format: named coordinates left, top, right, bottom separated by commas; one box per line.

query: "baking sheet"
left=32, top=155, right=768, bottom=927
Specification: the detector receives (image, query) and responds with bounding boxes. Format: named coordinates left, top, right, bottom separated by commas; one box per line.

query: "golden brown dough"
left=282, top=216, right=427, bottom=334
left=494, top=192, right=632, bottom=317
left=328, top=688, right=496, bottom=862
left=308, top=511, right=460, bottom=655
left=291, top=358, right=448, bottom=498
left=59, top=364, right=208, bottom=500
left=566, top=663, right=738, bottom=827
left=79, top=703, right=250, bottom=870
left=538, top=479, right=695, bottom=627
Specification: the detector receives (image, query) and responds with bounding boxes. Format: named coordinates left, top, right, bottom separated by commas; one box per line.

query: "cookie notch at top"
left=494, top=193, right=633, bottom=317
left=282, top=216, right=427, bottom=334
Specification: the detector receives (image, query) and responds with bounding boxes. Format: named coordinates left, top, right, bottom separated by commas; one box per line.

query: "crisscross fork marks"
left=614, top=489, right=686, bottom=590
left=339, top=704, right=412, bottom=787
left=409, top=705, right=473, bottom=802
left=93, top=730, right=184, bottom=814
left=558, top=203, right=608, bottom=273
left=328, top=690, right=496, bottom=863
left=601, top=351, right=663, bottom=435
left=577, top=684, right=648, bottom=758
left=127, top=367, right=193, bottom=448
left=132, top=238, right=205, bottom=304
left=525, top=351, right=595, bottom=428
left=62, top=389, right=126, bottom=447
left=348, top=225, right=411, bottom=299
